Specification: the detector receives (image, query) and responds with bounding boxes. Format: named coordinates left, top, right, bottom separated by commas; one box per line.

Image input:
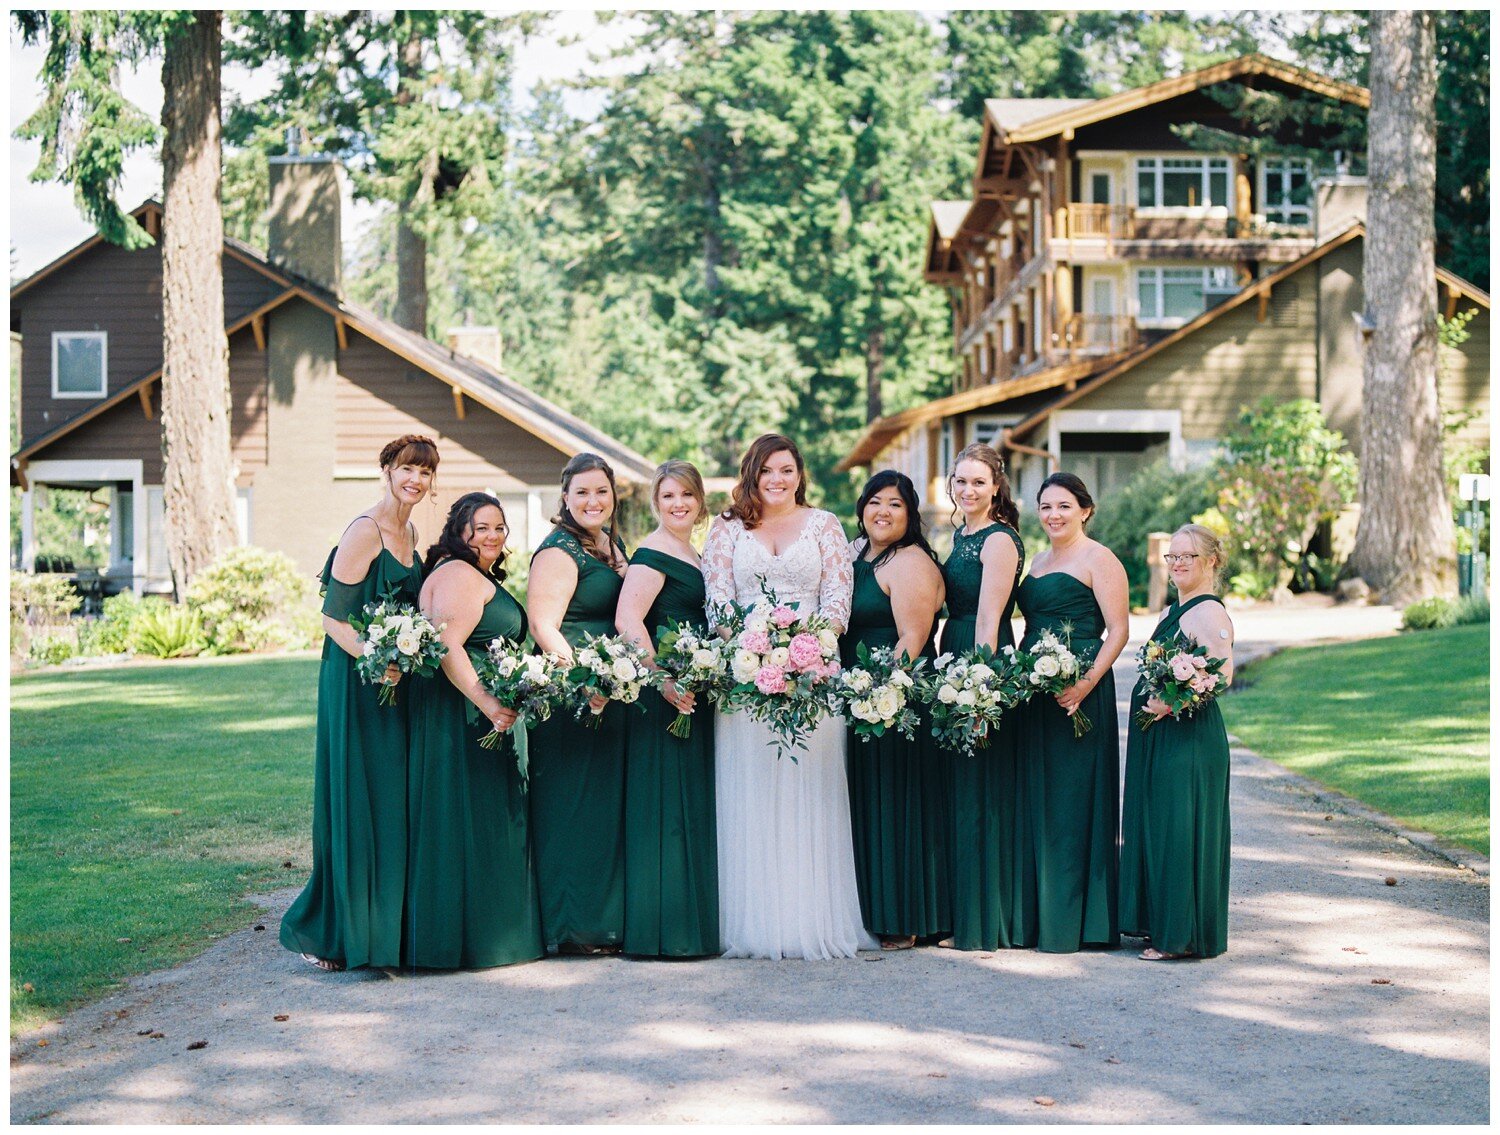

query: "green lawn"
left=10, top=655, right=319, bottom=1034
left=1223, top=623, right=1490, bottom=855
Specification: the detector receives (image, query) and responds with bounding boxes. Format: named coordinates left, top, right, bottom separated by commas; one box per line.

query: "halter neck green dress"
left=622, top=546, right=719, bottom=957
left=841, top=553, right=948, bottom=940
left=403, top=562, right=544, bottom=968
left=1016, top=570, right=1120, bottom=953
left=280, top=523, right=423, bottom=968
left=528, top=527, right=629, bottom=950
left=1119, top=594, right=1231, bottom=958
left=939, top=522, right=1030, bottom=950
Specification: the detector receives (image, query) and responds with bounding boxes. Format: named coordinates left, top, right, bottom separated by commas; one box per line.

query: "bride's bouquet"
left=833, top=643, right=925, bottom=744
left=564, top=633, right=657, bottom=727
left=717, top=584, right=842, bottom=759
left=351, top=599, right=447, bottom=706
left=1016, top=625, right=1097, bottom=738
left=1133, top=631, right=1229, bottom=732
left=651, top=622, right=732, bottom=739
left=472, top=640, right=567, bottom=750
left=917, top=645, right=1027, bottom=757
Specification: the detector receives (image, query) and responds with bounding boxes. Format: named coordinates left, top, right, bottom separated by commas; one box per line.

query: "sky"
left=6, top=12, right=640, bottom=281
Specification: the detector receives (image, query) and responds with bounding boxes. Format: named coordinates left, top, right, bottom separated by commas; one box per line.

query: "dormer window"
left=52, top=331, right=107, bottom=398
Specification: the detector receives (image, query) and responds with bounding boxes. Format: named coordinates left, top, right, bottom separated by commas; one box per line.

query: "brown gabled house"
left=11, top=153, right=654, bottom=594
left=839, top=54, right=1490, bottom=521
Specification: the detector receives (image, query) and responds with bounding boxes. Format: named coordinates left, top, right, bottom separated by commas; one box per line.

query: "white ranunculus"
left=1034, top=655, right=1060, bottom=678
left=769, top=646, right=790, bottom=668
left=612, top=657, right=639, bottom=682
left=577, top=648, right=600, bottom=669
left=732, top=650, right=761, bottom=683
left=395, top=632, right=420, bottom=656
left=691, top=648, right=720, bottom=670
left=955, top=689, right=977, bottom=708
left=817, top=629, right=840, bottom=653
left=937, top=684, right=959, bottom=705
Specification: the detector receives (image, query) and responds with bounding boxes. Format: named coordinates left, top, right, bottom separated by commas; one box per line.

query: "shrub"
left=82, top=592, right=169, bottom=655
left=186, top=546, right=312, bottom=654
left=132, top=605, right=206, bottom=658
left=28, top=634, right=77, bottom=666
left=1214, top=399, right=1357, bottom=597
left=1402, top=594, right=1491, bottom=631
left=10, top=574, right=82, bottom=657
left=1087, top=460, right=1222, bottom=607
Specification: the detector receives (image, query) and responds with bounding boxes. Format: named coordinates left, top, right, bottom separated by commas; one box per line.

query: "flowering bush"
left=186, top=546, right=312, bottom=654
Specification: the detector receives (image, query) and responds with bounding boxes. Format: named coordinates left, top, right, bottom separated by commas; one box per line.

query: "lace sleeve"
left=814, top=511, right=854, bottom=630
left=701, top=517, right=738, bottom=630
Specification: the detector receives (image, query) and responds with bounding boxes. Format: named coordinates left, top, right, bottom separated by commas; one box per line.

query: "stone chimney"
left=267, top=127, right=343, bottom=293
left=446, top=325, right=504, bottom=372
left=1314, top=174, right=1368, bottom=243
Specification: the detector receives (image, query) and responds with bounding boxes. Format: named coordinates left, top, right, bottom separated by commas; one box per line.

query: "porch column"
left=20, top=487, right=36, bottom=570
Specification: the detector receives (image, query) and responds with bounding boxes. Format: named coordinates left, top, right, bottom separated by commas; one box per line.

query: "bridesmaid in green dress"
left=527, top=453, right=630, bottom=954
left=1120, top=523, right=1234, bottom=960
left=615, top=461, right=719, bottom=957
left=938, top=443, right=1029, bottom=950
left=1016, top=471, right=1131, bottom=954
left=404, top=493, right=544, bottom=968
left=281, top=434, right=438, bottom=971
left=843, top=470, right=947, bottom=950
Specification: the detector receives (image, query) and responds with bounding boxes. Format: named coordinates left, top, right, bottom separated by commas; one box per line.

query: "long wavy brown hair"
left=947, top=442, right=1019, bottom=530
left=551, top=452, right=623, bottom=565
left=722, top=433, right=808, bottom=530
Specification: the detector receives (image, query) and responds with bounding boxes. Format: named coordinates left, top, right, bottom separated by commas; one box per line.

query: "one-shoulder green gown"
left=403, top=563, right=545, bottom=968
left=528, top=528, right=628, bottom=949
left=1119, top=594, right=1231, bottom=957
left=842, top=555, right=948, bottom=940
left=1016, top=571, right=1120, bottom=953
left=281, top=541, right=422, bottom=968
left=622, top=547, right=719, bottom=957
left=939, top=522, right=1030, bottom=950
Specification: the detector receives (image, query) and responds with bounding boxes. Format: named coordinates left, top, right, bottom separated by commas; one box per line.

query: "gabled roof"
left=983, top=98, right=1093, bottom=135
left=12, top=205, right=656, bottom=483
left=10, top=200, right=164, bottom=302
left=924, top=201, right=972, bottom=280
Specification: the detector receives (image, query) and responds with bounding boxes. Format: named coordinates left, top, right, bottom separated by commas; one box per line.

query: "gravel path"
left=10, top=606, right=1487, bottom=1124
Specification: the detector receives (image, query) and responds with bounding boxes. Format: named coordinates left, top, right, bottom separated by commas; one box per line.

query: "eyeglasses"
left=1162, top=553, right=1201, bottom=566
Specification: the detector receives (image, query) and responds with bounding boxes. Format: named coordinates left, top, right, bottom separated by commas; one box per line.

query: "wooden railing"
left=1057, top=314, right=1138, bottom=357
left=1065, top=204, right=1135, bottom=241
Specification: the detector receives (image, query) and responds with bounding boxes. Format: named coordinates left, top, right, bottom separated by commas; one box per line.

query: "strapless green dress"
left=622, top=547, right=720, bottom=957
left=841, top=556, right=948, bottom=939
left=1016, top=571, right=1120, bottom=953
left=281, top=539, right=422, bottom=968
left=939, top=522, right=1030, bottom=950
left=403, top=564, right=544, bottom=968
left=527, top=528, right=629, bottom=949
left=1119, top=594, right=1231, bottom=957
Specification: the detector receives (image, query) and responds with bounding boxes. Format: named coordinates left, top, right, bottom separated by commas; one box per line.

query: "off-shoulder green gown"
left=622, top=547, right=719, bottom=957
left=841, top=555, right=948, bottom=940
left=1016, top=571, right=1120, bottom=953
left=1119, top=594, right=1231, bottom=957
left=528, top=528, right=628, bottom=949
left=280, top=539, right=422, bottom=968
left=403, top=563, right=544, bottom=968
left=939, top=522, right=1030, bottom=950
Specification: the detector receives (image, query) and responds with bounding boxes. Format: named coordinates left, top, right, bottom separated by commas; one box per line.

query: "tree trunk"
left=392, top=25, right=428, bottom=333
left=1349, top=11, right=1454, bottom=604
left=160, top=11, right=239, bottom=593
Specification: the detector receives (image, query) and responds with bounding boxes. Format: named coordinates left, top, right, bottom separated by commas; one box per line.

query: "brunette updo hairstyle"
left=424, top=491, right=509, bottom=580
left=723, top=433, right=808, bottom=530
left=379, top=434, right=440, bottom=472
left=1173, top=522, right=1227, bottom=590
left=552, top=452, right=623, bottom=565
left=948, top=443, right=1020, bottom=529
left=1036, top=470, right=1096, bottom=527
left=855, top=469, right=939, bottom=568
left=650, top=460, right=709, bottom=527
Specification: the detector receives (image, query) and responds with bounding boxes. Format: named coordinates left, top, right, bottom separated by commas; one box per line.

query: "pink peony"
left=770, top=605, right=798, bottom=629
left=1190, top=674, right=1216, bottom=694
left=787, top=633, right=823, bottom=671
left=754, top=665, right=789, bottom=695
left=1169, top=654, right=1198, bottom=682
left=1191, top=655, right=1209, bottom=670
left=739, top=630, right=772, bottom=655
left=817, top=661, right=841, bottom=681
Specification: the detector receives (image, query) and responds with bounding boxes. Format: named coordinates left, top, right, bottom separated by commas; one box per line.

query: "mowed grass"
left=1222, top=623, right=1489, bottom=855
left=10, top=655, right=320, bottom=1034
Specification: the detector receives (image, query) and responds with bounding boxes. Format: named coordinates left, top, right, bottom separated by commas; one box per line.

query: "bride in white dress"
left=702, top=434, right=877, bottom=959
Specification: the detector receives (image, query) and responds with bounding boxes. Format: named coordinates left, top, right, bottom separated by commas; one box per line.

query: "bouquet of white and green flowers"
left=351, top=599, right=447, bottom=706
left=833, top=643, right=925, bottom=743
left=1017, top=626, right=1097, bottom=738
left=651, top=622, right=731, bottom=739
left=918, top=645, right=1027, bottom=757
left=472, top=640, right=567, bottom=749
left=565, top=633, right=658, bottom=727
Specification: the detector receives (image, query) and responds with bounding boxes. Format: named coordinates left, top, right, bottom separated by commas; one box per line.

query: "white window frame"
left=1133, top=155, right=1232, bottom=215
left=51, top=331, right=108, bottom=399
left=1048, top=408, right=1186, bottom=472
left=938, top=421, right=955, bottom=482
left=1088, top=170, right=1115, bottom=205
left=1134, top=266, right=1240, bottom=328
left=1259, top=156, right=1314, bottom=227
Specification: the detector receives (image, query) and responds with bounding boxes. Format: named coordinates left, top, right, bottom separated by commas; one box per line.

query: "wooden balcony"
left=1064, top=203, right=1136, bottom=241
left=1055, top=314, right=1138, bottom=358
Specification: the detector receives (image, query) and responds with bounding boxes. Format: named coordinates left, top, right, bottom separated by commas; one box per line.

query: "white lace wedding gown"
left=702, top=510, right=877, bottom=959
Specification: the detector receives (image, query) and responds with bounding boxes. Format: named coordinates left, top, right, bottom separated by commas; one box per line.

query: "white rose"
left=852, top=698, right=875, bottom=722
left=691, top=648, right=720, bottom=670
left=967, top=663, right=994, bottom=683
left=577, top=648, right=600, bottom=669
left=817, top=629, right=840, bottom=653
left=362, top=641, right=379, bottom=657
left=769, top=647, right=790, bottom=668
left=612, top=657, right=638, bottom=682
left=890, top=669, right=913, bottom=689
left=1034, top=655, right=1060, bottom=679
left=937, top=684, right=959, bottom=705
left=394, top=632, right=419, bottom=656
left=847, top=670, right=873, bottom=694
left=605, top=641, right=625, bottom=658
left=955, top=689, right=977, bottom=708
left=367, top=623, right=389, bottom=641
left=874, top=689, right=900, bottom=720
left=1058, top=652, right=1078, bottom=676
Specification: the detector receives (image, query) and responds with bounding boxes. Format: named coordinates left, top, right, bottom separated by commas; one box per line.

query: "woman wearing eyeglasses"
left=1119, top=523, right=1235, bottom=961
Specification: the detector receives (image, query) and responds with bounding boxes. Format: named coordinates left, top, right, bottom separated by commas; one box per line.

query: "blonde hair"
left=1174, top=523, right=1226, bottom=589
left=650, top=460, right=709, bottom=527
